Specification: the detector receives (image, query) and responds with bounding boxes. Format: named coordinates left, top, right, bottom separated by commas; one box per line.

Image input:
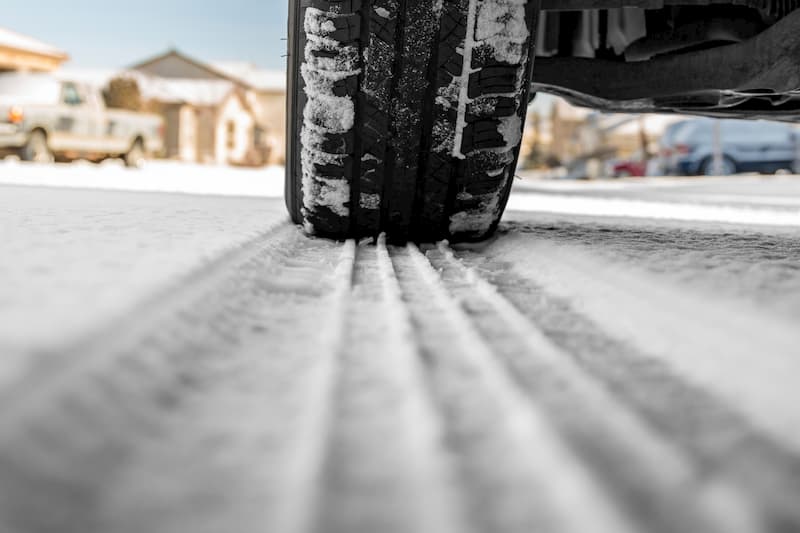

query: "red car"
left=611, top=159, right=647, bottom=178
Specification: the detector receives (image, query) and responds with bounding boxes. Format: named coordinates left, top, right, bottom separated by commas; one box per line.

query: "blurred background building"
left=0, top=27, right=68, bottom=73
left=131, top=50, right=286, bottom=166
left=1, top=26, right=286, bottom=168
left=2, top=21, right=797, bottom=178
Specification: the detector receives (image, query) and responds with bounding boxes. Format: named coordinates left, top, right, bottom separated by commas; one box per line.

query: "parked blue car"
left=664, top=119, right=798, bottom=176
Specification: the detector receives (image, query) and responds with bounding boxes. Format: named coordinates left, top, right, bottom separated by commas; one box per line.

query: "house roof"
left=55, top=68, right=122, bottom=87
left=211, top=61, right=286, bottom=92
left=130, top=49, right=252, bottom=86
left=55, top=67, right=236, bottom=107
left=0, top=27, right=68, bottom=59
left=130, top=49, right=286, bottom=93
left=140, top=77, right=235, bottom=106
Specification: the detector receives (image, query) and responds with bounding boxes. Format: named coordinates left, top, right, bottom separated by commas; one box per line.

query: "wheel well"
left=29, top=127, right=48, bottom=140
left=700, top=154, right=737, bottom=171
left=131, top=136, right=145, bottom=149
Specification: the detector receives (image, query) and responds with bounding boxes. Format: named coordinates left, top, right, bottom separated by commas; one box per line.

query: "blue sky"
left=4, top=0, right=288, bottom=70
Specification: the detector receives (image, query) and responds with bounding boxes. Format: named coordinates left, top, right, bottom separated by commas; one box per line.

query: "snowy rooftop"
left=56, top=68, right=235, bottom=106
left=138, top=76, right=235, bottom=106
left=212, top=61, right=286, bottom=92
left=0, top=27, right=67, bottom=58
left=55, top=68, right=123, bottom=87
left=607, top=114, right=691, bottom=137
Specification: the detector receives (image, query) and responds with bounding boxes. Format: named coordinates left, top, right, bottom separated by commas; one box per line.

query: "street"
left=1, top=162, right=799, bottom=533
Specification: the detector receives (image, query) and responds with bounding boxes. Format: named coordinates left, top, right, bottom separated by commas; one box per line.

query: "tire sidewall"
left=125, top=141, right=146, bottom=169
left=701, top=156, right=736, bottom=176
left=23, top=131, right=53, bottom=164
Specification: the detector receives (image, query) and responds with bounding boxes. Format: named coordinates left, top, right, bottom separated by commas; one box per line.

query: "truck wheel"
left=124, top=140, right=145, bottom=169
left=286, top=0, right=540, bottom=242
left=22, top=130, right=54, bottom=164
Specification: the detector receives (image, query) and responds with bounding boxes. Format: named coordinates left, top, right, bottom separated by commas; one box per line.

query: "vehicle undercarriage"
left=534, top=0, right=800, bottom=120
left=287, top=0, right=800, bottom=242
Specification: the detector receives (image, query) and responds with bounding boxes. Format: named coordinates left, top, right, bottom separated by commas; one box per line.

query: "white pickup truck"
left=0, top=72, right=163, bottom=167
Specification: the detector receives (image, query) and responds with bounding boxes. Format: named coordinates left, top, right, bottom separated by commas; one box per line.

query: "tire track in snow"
left=425, top=243, right=761, bottom=533
left=473, top=239, right=800, bottom=451
left=312, top=237, right=466, bottom=533
left=391, top=243, right=638, bottom=533
left=452, top=240, right=800, bottom=532
left=0, top=228, right=356, bottom=533
left=0, top=212, right=291, bottom=401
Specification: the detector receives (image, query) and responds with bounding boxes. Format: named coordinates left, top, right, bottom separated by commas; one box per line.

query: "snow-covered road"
left=1, top=162, right=799, bottom=533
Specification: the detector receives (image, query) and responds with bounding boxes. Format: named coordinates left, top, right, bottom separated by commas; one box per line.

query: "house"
left=130, top=50, right=286, bottom=165
left=211, top=61, right=287, bottom=165
left=135, top=76, right=257, bottom=165
left=519, top=97, right=591, bottom=167
left=60, top=65, right=260, bottom=165
left=0, top=27, right=68, bottom=73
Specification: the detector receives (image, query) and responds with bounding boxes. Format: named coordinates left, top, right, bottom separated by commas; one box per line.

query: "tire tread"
left=291, top=0, right=540, bottom=242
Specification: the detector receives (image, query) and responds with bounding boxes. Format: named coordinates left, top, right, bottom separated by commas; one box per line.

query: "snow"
left=136, top=77, right=235, bottom=106
left=211, top=62, right=287, bottom=92
left=1, top=69, right=234, bottom=109
left=497, top=113, right=523, bottom=148
left=507, top=191, right=800, bottom=227
left=55, top=68, right=236, bottom=106
left=482, top=231, right=800, bottom=451
left=3, top=164, right=800, bottom=530
left=300, top=7, right=361, bottom=225
left=429, top=242, right=760, bottom=533
left=0, top=159, right=285, bottom=198
left=403, top=243, right=640, bottom=533
left=449, top=175, right=508, bottom=233
left=0, top=27, right=66, bottom=58
left=54, top=68, right=124, bottom=88
left=0, top=184, right=287, bottom=387
left=508, top=177, right=800, bottom=227
left=303, top=174, right=351, bottom=217
left=303, top=92, right=355, bottom=133
left=305, top=10, right=339, bottom=37
left=474, top=0, right=530, bottom=64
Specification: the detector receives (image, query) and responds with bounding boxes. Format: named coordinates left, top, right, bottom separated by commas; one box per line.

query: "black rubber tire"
left=286, top=0, right=541, bottom=242
left=700, top=155, right=737, bottom=176
left=21, top=130, right=54, bottom=164
left=124, top=140, right=146, bottom=169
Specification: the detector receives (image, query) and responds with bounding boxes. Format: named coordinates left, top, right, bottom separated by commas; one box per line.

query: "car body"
left=662, top=118, right=797, bottom=175
left=0, top=72, right=163, bottom=165
left=650, top=120, right=693, bottom=176
left=610, top=159, right=648, bottom=178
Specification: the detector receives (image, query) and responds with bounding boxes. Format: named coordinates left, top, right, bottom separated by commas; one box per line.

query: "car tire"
left=700, top=155, right=737, bottom=176
left=286, top=0, right=541, bottom=242
left=124, top=140, right=146, bottom=169
left=21, top=130, right=54, bottom=164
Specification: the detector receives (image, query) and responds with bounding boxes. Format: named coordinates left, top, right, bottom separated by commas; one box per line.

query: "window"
left=61, top=83, right=83, bottom=106
left=227, top=121, right=236, bottom=150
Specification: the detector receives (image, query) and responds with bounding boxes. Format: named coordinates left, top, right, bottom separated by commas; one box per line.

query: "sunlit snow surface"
left=0, top=159, right=286, bottom=198
left=508, top=176, right=800, bottom=227
left=2, top=162, right=800, bottom=531
left=3, top=160, right=800, bottom=228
